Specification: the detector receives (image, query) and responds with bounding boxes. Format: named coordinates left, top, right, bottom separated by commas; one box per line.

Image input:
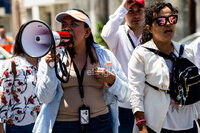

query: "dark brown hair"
left=141, top=2, right=178, bottom=44
left=13, top=24, right=25, bottom=57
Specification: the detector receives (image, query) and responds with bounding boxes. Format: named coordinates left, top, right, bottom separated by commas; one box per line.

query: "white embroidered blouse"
left=0, top=56, right=41, bottom=126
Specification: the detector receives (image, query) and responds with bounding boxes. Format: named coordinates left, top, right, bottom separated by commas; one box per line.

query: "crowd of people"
left=0, top=0, right=200, bottom=133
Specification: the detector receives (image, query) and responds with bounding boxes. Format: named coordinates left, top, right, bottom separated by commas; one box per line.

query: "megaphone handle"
left=49, top=62, right=55, bottom=67
left=49, top=47, right=64, bottom=67
left=56, top=47, right=64, bottom=54
left=54, top=58, right=70, bottom=83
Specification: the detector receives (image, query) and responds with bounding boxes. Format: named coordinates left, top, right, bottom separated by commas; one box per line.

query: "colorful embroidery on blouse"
left=0, top=56, right=41, bottom=125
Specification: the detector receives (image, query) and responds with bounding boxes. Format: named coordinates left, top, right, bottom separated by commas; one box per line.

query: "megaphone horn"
left=19, top=20, right=72, bottom=58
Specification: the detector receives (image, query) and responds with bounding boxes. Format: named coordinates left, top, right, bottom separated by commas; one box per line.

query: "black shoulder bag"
left=144, top=45, right=200, bottom=105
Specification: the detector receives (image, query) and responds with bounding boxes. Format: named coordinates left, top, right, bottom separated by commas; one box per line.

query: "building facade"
left=0, top=0, right=199, bottom=41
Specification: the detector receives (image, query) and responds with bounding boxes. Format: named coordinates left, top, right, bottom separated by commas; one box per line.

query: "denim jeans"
left=6, top=123, right=35, bottom=133
left=52, top=112, right=113, bottom=133
left=119, top=107, right=134, bottom=133
left=147, top=121, right=198, bottom=133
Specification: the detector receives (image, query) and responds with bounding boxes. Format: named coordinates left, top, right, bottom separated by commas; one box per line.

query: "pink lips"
left=164, top=29, right=173, bottom=33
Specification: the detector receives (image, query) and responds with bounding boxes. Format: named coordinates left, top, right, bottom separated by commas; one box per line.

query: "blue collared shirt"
left=32, top=43, right=130, bottom=133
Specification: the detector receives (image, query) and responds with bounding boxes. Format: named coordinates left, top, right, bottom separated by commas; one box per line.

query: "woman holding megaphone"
left=0, top=24, right=42, bottom=133
left=32, top=9, right=131, bottom=133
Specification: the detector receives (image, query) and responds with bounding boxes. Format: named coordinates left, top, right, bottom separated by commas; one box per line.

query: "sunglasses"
left=152, top=15, right=178, bottom=26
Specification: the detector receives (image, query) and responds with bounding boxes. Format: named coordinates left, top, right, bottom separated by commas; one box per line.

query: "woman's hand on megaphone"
left=45, top=49, right=60, bottom=67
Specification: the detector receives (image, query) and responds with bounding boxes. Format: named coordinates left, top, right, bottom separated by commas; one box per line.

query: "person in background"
left=101, top=0, right=145, bottom=132
left=0, top=24, right=41, bottom=133
left=128, top=1, right=200, bottom=133
left=0, top=25, right=14, bottom=53
left=189, top=38, right=200, bottom=126
left=32, top=9, right=130, bottom=133
left=189, top=37, right=200, bottom=73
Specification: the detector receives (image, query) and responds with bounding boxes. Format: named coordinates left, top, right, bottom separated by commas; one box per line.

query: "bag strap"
left=145, top=81, right=170, bottom=93
left=143, top=45, right=185, bottom=94
left=179, top=44, right=184, bottom=57
left=143, top=45, right=186, bottom=62
left=143, top=47, right=174, bottom=60
left=143, top=44, right=184, bottom=59
left=145, top=81, right=160, bottom=91
left=10, top=58, right=16, bottom=79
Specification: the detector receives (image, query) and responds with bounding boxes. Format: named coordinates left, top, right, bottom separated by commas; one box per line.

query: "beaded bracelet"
left=136, top=119, right=146, bottom=126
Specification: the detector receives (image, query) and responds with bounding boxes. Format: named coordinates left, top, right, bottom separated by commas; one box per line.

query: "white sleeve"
left=101, top=6, right=127, bottom=51
left=35, top=57, right=59, bottom=104
left=106, top=50, right=131, bottom=103
left=194, top=38, right=200, bottom=73
left=194, top=101, right=200, bottom=119
left=189, top=37, right=200, bottom=73
left=128, top=48, right=145, bottom=113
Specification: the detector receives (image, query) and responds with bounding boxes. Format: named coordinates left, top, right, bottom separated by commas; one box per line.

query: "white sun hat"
left=55, top=10, right=91, bottom=28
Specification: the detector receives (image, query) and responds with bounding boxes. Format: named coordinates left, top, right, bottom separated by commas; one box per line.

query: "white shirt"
left=101, top=6, right=141, bottom=109
left=128, top=40, right=200, bottom=132
left=162, top=59, right=196, bottom=130
left=163, top=104, right=196, bottom=130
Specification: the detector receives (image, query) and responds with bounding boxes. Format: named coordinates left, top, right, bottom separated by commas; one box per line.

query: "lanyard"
left=127, top=33, right=136, bottom=49
left=73, top=56, right=87, bottom=100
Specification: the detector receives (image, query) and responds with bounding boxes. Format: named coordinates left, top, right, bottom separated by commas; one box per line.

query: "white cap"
left=55, top=10, right=91, bottom=28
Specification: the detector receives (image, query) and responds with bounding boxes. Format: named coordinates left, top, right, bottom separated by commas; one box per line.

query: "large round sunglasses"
left=152, top=15, right=178, bottom=26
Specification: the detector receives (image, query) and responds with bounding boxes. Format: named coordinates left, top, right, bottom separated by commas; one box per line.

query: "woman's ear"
left=146, top=25, right=152, bottom=33
left=85, top=28, right=91, bottom=38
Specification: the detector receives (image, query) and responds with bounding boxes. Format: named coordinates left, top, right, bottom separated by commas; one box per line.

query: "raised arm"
left=101, top=0, right=135, bottom=51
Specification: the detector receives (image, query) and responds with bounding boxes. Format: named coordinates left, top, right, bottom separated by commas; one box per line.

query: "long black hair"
left=141, top=2, right=178, bottom=44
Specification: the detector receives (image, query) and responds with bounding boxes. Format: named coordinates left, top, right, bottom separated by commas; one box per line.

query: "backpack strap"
left=145, top=81, right=160, bottom=91
left=143, top=47, right=174, bottom=61
left=179, top=44, right=184, bottom=57
left=143, top=47, right=174, bottom=93
left=145, top=81, right=170, bottom=93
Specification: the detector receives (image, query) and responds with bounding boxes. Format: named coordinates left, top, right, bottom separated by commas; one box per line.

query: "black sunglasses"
left=152, top=15, right=178, bottom=26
